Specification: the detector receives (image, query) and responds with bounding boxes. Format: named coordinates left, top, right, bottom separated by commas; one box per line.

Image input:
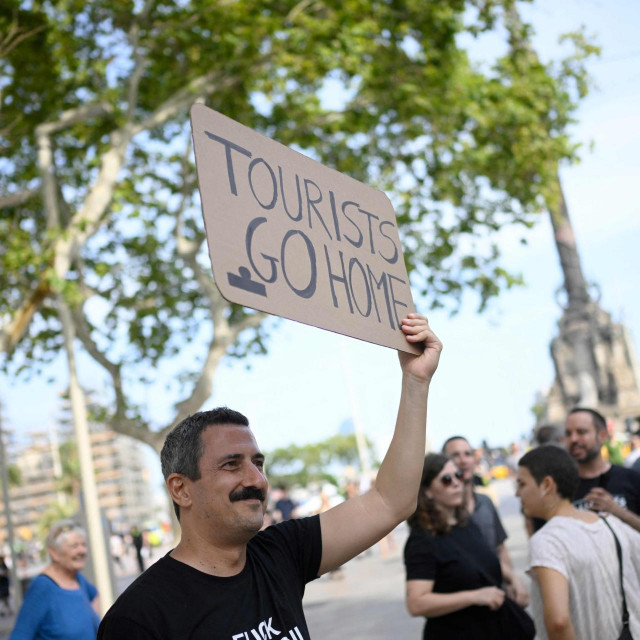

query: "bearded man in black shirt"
left=98, top=314, right=442, bottom=640
left=566, top=407, right=640, bottom=533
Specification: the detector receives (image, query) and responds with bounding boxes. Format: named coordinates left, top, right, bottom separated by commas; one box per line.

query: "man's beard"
left=574, top=445, right=600, bottom=464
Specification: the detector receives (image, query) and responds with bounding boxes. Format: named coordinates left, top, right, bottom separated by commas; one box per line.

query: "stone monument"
left=542, top=183, right=640, bottom=431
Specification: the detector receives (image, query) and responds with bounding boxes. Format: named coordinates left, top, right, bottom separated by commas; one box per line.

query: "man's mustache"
left=229, top=487, right=265, bottom=502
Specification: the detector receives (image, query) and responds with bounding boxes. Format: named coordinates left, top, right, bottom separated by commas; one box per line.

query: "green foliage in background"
left=267, top=432, right=377, bottom=487
left=0, top=0, right=598, bottom=447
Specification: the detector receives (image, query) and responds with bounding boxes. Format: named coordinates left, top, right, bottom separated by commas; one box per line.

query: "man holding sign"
left=98, top=313, right=441, bottom=639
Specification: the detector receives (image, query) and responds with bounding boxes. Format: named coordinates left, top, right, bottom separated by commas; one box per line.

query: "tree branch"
left=70, top=302, right=161, bottom=449
left=0, top=282, right=51, bottom=356
left=35, top=102, right=114, bottom=137
left=126, top=0, right=155, bottom=120
left=131, top=71, right=241, bottom=135
left=0, top=187, right=40, bottom=209
left=169, top=331, right=229, bottom=428
left=2, top=51, right=261, bottom=356
left=0, top=14, right=46, bottom=58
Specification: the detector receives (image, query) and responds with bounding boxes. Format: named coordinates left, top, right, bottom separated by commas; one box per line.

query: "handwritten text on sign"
left=190, top=104, right=419, bottom=354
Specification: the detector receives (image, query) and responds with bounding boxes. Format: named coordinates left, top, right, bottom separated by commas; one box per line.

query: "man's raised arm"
left=318, top=313, right=442, bottom=575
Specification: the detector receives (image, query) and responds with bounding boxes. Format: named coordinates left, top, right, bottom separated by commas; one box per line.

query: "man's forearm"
left=498, top=544, right=530, bottom=606
left=374, top=374, right=430, bottom=520
left=609, top=504, right=640, bottom=532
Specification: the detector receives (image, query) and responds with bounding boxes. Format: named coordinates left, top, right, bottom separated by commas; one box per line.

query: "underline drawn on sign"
left=227, top=266, right=267, bottom=296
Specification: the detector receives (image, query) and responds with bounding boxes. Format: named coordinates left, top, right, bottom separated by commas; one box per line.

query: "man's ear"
left=540, top=475, right=556, bottom=496
left=167, top=474, right=192, bottom=512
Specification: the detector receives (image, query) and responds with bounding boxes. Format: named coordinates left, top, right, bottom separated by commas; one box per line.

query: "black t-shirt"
left=471, top=493, right=507, bottom=551
left=574, top=464, right=640, bottom=514
left=404, top=522, right=503, bottom=640
left=98, top=516, right=322, bottom=640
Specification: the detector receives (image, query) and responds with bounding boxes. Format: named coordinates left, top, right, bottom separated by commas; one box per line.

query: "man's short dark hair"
left=535, top=424, right=563, bottom=446
left=568, top=407, right=607, bottom=432
left=518, top=446, right=579, bottom=500
left=161, top=407, right=249, bottom=520
left=441, top=435, right=470, bottom=454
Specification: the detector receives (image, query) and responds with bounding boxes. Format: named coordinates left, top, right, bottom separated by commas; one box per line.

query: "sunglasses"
left=439, top=470, right=464, bottom=486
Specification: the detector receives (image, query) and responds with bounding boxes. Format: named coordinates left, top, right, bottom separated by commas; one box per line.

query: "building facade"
left=0, top=426, right=157, bottom=546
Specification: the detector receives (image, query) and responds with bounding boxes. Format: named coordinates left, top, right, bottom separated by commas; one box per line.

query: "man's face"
left=515, top=466, right=544, bottom=519
left=188, top=424, right=269, bottom=540
left=443, top=438, right=475, bottom=482
left=565, top=412, right=603, bottom=464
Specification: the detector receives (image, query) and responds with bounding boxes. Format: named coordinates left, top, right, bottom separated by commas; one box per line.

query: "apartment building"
left=0, top=425, right=157, bottom=546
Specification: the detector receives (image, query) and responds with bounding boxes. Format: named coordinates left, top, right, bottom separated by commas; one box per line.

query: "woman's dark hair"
left=408, top=453, right=467, bottom=534
left=518, top=445, right=580, bottom=500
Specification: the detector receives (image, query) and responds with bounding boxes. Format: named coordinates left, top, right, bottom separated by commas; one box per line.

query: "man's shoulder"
left=101, top=551, right=215, bottom=638
left=473, top=491, right=495, bottom=508
left=107, top=554, right=177, bottom=612
left=578, top=464, right=638, bottom=486
left=603, top=464, right=640, bottom=489
left=249, top=516, right=322, bottom=578
left=251, top=515, right=320, bottom=546
left=608, top=463, right=640, bottom=479
left=472, top=491, right=500, bottom=517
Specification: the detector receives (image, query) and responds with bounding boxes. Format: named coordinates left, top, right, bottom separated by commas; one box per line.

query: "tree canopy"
left=267, top=432, right=377, bottom=487
left=0, top=0, right=597, bottom=448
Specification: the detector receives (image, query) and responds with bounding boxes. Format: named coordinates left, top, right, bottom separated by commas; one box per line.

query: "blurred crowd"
left=3, top=408, right=639, bottom=639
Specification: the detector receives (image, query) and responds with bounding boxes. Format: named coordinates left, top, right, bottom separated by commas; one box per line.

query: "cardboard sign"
left=190, top=104, right=420, bottom=354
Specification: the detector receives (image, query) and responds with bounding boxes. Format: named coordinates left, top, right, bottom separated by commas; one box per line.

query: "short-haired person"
left=442, top=436, right=528, bottom=607
left=525, top=424, right=565, bottom=537
left=98, top=314, right=441, bottom=640
left=404, top=454, right=533, bottom=640
left=534, top=424, right=564, bottom=447
left=516, top=446, right=640, bottom=640
left=10, top=519, right=100, bottom=640
left=625, top=429, right=640, bottom=470
left=565, top=407, right=640, bottom=532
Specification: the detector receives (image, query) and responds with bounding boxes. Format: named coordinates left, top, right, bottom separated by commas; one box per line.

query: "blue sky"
left=4, top=0, right=640, bottom=485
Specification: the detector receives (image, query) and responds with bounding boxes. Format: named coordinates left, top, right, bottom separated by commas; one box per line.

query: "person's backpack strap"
left=599, top=516, right=631, bottom=631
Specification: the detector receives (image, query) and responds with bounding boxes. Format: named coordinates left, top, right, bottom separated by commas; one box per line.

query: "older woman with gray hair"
left=10, top=519, right=100, bottom=639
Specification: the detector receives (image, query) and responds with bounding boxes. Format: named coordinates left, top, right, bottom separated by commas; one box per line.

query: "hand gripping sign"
left=190, top=104, right=420, bottom=354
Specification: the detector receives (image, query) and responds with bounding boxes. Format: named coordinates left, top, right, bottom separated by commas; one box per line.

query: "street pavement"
left=0, top=478, right=529, bottom=639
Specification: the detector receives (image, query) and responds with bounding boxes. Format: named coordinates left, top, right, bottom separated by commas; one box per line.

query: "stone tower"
left=543, top=182, right=640, bottom=430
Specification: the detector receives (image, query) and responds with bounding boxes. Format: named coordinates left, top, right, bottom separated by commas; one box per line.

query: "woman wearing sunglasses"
left=404, top=453, right=533, bottom=639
